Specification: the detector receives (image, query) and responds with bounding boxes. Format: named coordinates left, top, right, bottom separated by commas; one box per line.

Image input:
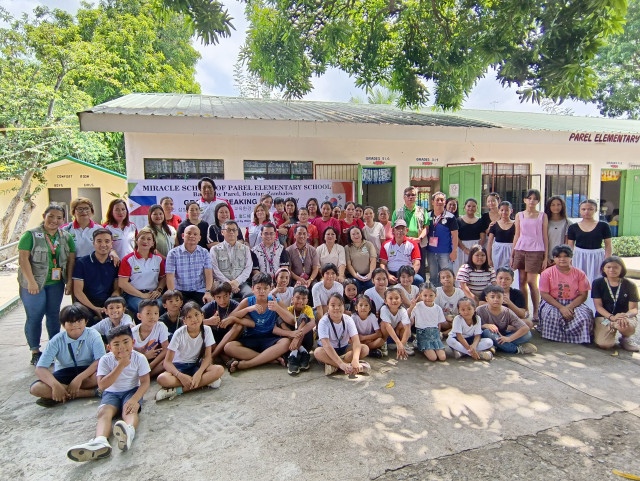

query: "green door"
left=620, top=170, right=640, bottom=236
left=441, top=165, right=482, bottom=206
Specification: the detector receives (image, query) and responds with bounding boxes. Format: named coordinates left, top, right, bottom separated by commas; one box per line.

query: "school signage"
left=127, top=179, right=355, bottom=228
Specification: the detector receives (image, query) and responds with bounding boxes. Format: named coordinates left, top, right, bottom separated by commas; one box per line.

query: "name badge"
left=429, top=237, right=439, bottom=247
left=51, top=268, right=62, bottom=281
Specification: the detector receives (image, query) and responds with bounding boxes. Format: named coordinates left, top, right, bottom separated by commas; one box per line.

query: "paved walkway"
left=1, top=297, right=640, bottom=479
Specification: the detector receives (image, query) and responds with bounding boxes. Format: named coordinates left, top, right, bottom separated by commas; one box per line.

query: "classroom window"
left=545, top=164, right=590, bottom=217
left=481, top=163, right=536, bottom=213
left=143, top=159, right=224, bottom=180
left=244, top=161, right=313, bottom=180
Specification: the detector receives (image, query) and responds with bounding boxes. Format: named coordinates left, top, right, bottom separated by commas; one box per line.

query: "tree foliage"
left=157, top=0, right=235, bottom=45
left=593, top=0, right=640, bottom=118
left=241, top=0, right=628, bottom=109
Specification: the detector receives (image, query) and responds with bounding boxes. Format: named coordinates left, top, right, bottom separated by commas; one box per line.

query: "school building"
left=78, top=93, right=640, bottom=235
left=0, top=156, right=127, bottom=230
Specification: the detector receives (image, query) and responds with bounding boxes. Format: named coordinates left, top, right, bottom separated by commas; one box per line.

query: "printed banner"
left=127, top=179, right=355, bottom=229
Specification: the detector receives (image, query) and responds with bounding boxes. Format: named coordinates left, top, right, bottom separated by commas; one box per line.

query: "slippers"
left=228, top=359, right=240, bottom=374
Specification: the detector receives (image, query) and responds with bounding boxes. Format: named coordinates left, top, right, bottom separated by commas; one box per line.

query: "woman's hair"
left=59, top=303, right=92, bottom=326
left=252, top=203, right=271, bottom=225
left=320, top=201, right=333, bottom=211
left=41, top=204, right=66, bottom=227
left=397, top=265, right=415, bottom=278
left=214, top=202, right=231, bottom=227
left=579, top=199, right=599, bottom=209
left=525, top=189, right=541, bottom=201
left=321, top=263, right=338, bottom=276
left=70, top=197, right=94, bottom=214
left=445, top=198, right=458, bottom=215
left=498, top=201, right=512, bottom=210
left=147, top=204, right=172, bottom=236
left=457, top=297, right=478, bottom=324
left=419, top=282, right=437, bottom=295
left=306, top=198, right=319, bottom=212
left=106, top=199, right=130, bottom=227
left=284, top=197, right=299, bottom=219
left=372, top=267, right=389, bottom=280
left=464, top=198, right=478, bottom=207
left=363, top=206, right=375, bottom=215
left=496, top=266, right=515, bottom=278
left=467, top=244, right=490, bottom=271
left=378, top=206, right=390, bottom=215
left=185, top=201, right=200, bottom=213
left=487, top=192, right=501, bottom=203
left=159, top=196, right=173, bottom=205
left=355, top=294, right=375, bottom=314
left=344, top=201, right=357, bottom=212
left=347, top=226, right=365, bottom=245
left=600, top=256, right=627, bottom=278
left=134, top=226, right=157, bottom=251
left=551, top=244, right=574, bottom=258
left=260, top=193, right=273, bottom=203
left=323, top=226, right=339, bottom=242
left=544, top=196, right=568, bottom=220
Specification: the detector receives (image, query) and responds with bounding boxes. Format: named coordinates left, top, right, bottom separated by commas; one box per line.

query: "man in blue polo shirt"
left=73, top=228, right=120, bottom=325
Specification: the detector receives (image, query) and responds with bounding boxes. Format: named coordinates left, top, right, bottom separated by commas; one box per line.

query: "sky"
left=6, top=0, right=602, bottom=116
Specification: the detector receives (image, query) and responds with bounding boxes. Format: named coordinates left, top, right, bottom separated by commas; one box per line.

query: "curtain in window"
left=409, top=167, right=439, bottom=181
left=362, top=167, right=393, bottom=184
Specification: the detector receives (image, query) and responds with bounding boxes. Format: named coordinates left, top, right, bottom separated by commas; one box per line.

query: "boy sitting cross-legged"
left=159, top=290, right=184, bottom=341
left=67, top=324, right=150, bottom=462
left=224, top=272, right=295, bottom=373
left=281, top=286, right=316, bottom=375
left=203, top=282, right=239, bottom=363
left=30, top=304, right=105, bottom=407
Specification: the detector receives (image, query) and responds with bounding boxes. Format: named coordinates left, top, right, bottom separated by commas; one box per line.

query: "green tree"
left=593, top=0, right=640, bottom=118
left=157, top=0, right=235, bottom=45
left=241, top=0, right=628, bottom=110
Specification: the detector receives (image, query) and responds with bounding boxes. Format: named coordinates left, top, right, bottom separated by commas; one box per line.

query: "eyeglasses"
left=262, top=232, right=275, bottom=236
left=224, top=228, right=238, bottom=233
left=405, top=194, right=416, bottom=197
left=75, top=207, right=91, bottom=213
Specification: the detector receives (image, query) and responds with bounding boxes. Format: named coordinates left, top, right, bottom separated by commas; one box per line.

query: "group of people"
left=17, top=177, right=638, bottom=463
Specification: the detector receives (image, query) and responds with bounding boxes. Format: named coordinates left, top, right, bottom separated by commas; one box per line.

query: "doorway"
left=48, top=188, right=72, bottom=221
left=359, top=166, right=395, bottom=213
left=78, top=188, right=103, bottom=223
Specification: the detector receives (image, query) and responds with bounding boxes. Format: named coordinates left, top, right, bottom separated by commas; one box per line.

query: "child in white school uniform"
left=351, top=294, right=385, bottom=358
left=446, top=297, right=494, bottom=361
left=270, top=268, right=294, bottom=307
left=132, top=299, right=169, bottom=377
left=435, top=268, right=465, bottom=334
left=409, top=283, right=447, bottom=361
left=379, top=287, right=414, bottom=359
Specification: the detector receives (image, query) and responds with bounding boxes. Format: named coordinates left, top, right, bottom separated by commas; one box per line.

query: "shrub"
left=612, top=236, right=640, bottom=257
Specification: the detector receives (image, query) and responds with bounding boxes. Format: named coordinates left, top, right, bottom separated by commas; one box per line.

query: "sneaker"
left=620, top=337, right=640, bottom=352
left=453, top=350, right=463, bottom=360
left=209, top=378, right=222, bottom=389
left=358, top=361, right=371, bottom=374
left=67, top=438, right=112, bottom=462
left=479, top=351, right=494, bottom=361
left=489, top=346, right=496, bottom=355
left=113, top=421, right=134, bottom=452
left=516, top=343, right=538, bottom=355
left=388, top=342, right=397, bottom=350
left=155, top=388, right=180, bottom=401
left=368, top=349, right=383, bottom=358
left=30, top=352, right=41, bottom=366
left=380, top=343, right=388, bottom=357
left=324, top=364, right=338, bottom=375
left=35, top=397, right=60, bottom=408
left=404, top=343, right=415, bottom=356
left=287, top=354, right=301, bottom=375
left=299, top=351, right=311, bottom=370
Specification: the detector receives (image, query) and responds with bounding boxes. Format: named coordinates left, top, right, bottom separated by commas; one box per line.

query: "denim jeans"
left=482, top=328, right=533, bottom=354
left=426, top=250, right=453, bottom=287
left=353, top=278, right=374, bottom=292
left=389, top=271, right=425, bottom=287
left=21, top=282, right=65, bottom=351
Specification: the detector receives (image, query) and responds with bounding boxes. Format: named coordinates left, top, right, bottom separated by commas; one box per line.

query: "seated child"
left=351, top=294, right=385, bottom=358
left=155, top=302, right=224, bottom=401
left=342, top=279, right=358, bottom=315
left=132, top=299, right=169, bottom=377
left=312, top=263, right=344, bottom=319
left=364, top=268, right=390, bottom=314
left=31, top=304, right=106, bottom=407
left=280, top=286, right=316, bottom=375
left=270, top=268, right=294, bottom=307
left=66, top=325, right=150, bottom=462
left=409, top=283, right=447, bottom=362
left=379, top=287, right=414, bottom=359
left=395, top=265, right=419, bottom=307
left=435, top=268, right=465, bottom=333
left=159, top=290, right=184, bottom=340
left=91, top=297, right=134, bottom=341
left=313, top=293, right=370, bottom=375
left=224, top=272, right=295, bottom=374
left=478, top=285, right=536, bottom=354
left=478, top=267, right=529, bottom=325
left=446, top=297, right=494, bottom=360
left=203, top=282, right=239, bottom=361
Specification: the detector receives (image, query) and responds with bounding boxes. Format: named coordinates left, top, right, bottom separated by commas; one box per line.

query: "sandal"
left=227, top=359, right=240, bottom=374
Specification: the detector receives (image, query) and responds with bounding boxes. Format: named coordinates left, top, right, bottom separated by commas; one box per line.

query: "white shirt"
left=168, top=325, right=216, bottom=364
left=411, top=302, right=446, bottom=329
left=435, top=287, right=466, bottom=317
left=62, top=221, right=102, bottom=258
left=312, top=281, right=344, bottom=307
left=316, top=243, right=346, bottom=268
left=379, top=305, right=411, bottom=328
left=449, top=315, right=482, bottom=339
left=104, top=223, right=137, bottom=259
left=351, top=312, right=380, bottom=336
left=132, top=322, right=169, bottom=353
left=91, top=314, right=134, bottom=336
left=97, top=350, right=150, bottom=393
left=394, top=284, right=419, bottom=301
left=270, top=287, right=294, bottom=307
left=362, top=222, right=386, bottom=256
left=364, top=287, right=385, bottom=313
left=317, top=314, right=358, bottom=349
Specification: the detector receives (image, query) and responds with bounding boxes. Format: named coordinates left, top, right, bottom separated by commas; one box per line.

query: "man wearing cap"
left=197, top=176, right=234, bottom=225
left=379, top=219, right=424, bottom=286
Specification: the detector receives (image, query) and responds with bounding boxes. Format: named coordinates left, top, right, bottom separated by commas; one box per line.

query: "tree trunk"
left=3, top=193, right=37, bottom=261
left=0, top=169, right=34, bottom=245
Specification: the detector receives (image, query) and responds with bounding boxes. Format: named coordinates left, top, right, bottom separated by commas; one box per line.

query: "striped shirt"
left=165, top=245, right=212, bottom=292
left=455, top=264, right=496, bottom=297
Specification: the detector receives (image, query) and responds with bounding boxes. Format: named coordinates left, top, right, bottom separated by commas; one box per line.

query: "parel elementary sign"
left=568, top=132, right=640, bottom=143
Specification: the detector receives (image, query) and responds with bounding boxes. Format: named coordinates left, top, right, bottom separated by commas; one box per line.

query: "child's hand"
left=117, top=353, right=132, bottom=367
left=211, top=312, right=221, bottom=327
left=468, top=347, right=480, bottom=360
left=351, top=359, right=361, bottom=373
left=177, top=372, right=192, bottom=388
left=267, top=300, right=278, bottom=311
left=52, top=382, right=68, bottom=402
left=396, top=344, right=408, bottom=360
left=559, top=306, right=573, bottom=320
left=219, top=317, right=233, bottom=329
left=338, top=361, right=352, bottom=374
left=190, top=371, right=202, bottom=389
left=496, top=335, right=510, bottom=344
left=67, top=377, right=83, bottom=398
left=123, top=398, right=138, bottom=415
left=145, top=348, right=161, bottom=360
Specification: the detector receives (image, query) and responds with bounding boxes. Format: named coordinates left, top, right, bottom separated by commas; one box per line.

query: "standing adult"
left=480, top=192, right=501, bottom=241
left=454, top=198, right=486, bottom=276
left=165, top=225, right=214, bottom=305
left=160, top=196, right=182, bottom=231
left=379, top=220, right=424, bottom=286
left=103, top=199, right=137, bottom=260
left=18, top=205, right=76, bottom=365
left=146, top=204, right=176, bottom=258
left=286, top=225, right=320, bottom=288
left=422, top=191, right=459, bottom=286
left=210, top=220, right=253, bottom=299
left=362, top=206, right=386, bottom=257
left=62, top=197, right=103, bottom=258
left=391, top=187, right=425, bottom=244
left=377, top=206, right=393, bottom=243
left=197, top=177, right=234, bottom=225
left=176, top=201, right=209, bottom=250
left=311, top=201, right=341, bottom=242
left=245, top=203, right=271, bottom=249
left=72, top=229, right=120, bottom=324
left=252, top=223, right=290, bottom=278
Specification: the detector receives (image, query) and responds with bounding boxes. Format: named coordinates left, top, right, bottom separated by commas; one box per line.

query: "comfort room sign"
left=127, top=179, right=355, bottom=228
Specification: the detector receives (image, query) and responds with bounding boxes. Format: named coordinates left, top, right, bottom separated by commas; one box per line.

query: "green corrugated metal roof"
left=80, top=93, right=640, bottom=134
left=47, top=155, right=127, bottom=179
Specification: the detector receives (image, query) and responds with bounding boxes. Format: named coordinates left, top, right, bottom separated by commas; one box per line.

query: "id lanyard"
left=430, top=213, right=443, bottom=236
left=44, top=233, right=60, bottom=268
left=605, top=279, right=620, bottom=314
left=260, top=242, right=277, bottom=274
left=329, top=317, right=346, bottom=349
left=67, top=340, right=85, bottom=374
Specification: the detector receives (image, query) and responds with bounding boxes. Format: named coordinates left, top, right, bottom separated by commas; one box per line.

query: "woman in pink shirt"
left=539, top=244, right=593, bottom=343
left=511, top=189, right=548, bottom=321
left=311, top=201, right=341, bottom=243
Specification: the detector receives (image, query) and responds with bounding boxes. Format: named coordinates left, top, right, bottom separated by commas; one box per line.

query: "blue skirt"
left=416, top=327, right=445, bottom=351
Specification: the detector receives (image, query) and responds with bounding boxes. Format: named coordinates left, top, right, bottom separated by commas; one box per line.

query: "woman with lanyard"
left=118, top=227, right=166, bottom=315
left=146, top=204, right=176, bottom=258
left=454, top=198, right=486, bottom=278
left=18, top=204, right=76, bottom=365
left=592, top=256, right=639, bottom=352
left=421, top=191, right=458, bottom=287
left=252, top=223, right=289, bottom=278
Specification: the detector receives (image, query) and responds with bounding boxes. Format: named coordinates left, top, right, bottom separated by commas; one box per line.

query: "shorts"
left=174, top=362, right=200, bottom=376
left=101, top=387, right=141, bottom=412
left=211, top=326, right=231, bottom=344
left=240, top=335, right=281, bottom=352
left=512, top=250, right=545, bottom=274
left=30, top=365, right=90, bottom=388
